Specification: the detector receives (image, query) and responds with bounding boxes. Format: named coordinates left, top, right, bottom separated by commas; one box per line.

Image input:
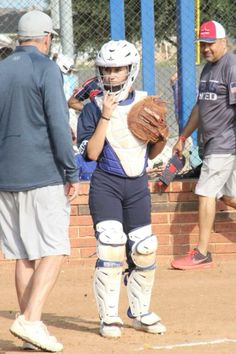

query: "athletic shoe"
left=99, top=316, right=123, bottom=338
left=23, top=335, right=57, bottom=351
left=133, top=312, right=166, bottom=334
left=171, top=248, right=213, bottom=270
left=22, top=341, right=39, bottom=350
left=10, top=315, right=63, bottom=352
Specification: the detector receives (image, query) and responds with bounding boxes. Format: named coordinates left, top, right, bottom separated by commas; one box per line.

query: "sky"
left=0, top=0, right=47, bottom=9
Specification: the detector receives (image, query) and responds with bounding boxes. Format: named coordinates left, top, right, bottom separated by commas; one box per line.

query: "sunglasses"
left=44, top=32, right=54, bottom=40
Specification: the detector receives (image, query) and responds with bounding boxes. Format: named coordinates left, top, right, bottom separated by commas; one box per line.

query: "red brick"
left=79, top=226, right=94, bottom=237
left=78, top=195, right=89, bottom=204
left=70, top=206, right=78, bottom=216
left=210, top=232, right=236, bottom=243
left=170, top=181, right=183, bottom=192
left=69, top=227, right=79, bottom=238
left=69, top=215, right=80, bottom=226
left=168, top=192, right=198, bottom=202
left=214, top=243, right=236, bottom=253
left=77, top=238, right=96, bottom=248
left=182, top=181, right=197, bottom=192
left=169, top=212, right=198, bottom=223
left=80, top=247, right=96, bottom=258
left=78, top=215, right=93, bottom=225
left=215, top=222, right=236, bottom=233
left=78, top=182, right=90, bottom=195
left=151, top=213, right=169, bottom=224
left=156, top=234, right=170, bottom=245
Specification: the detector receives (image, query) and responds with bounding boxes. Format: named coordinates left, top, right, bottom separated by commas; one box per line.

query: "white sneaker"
left=100, top=316, right=123, bottom=338
left=132, top=312, right=166, bottom=334
left=10, top=315, right=63, bottom=352
left=22, top=341, right=39, bottom=350
left=23, top=336, right=57, bottom=350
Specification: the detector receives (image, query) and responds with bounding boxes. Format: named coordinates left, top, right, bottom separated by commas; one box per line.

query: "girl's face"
left=101, top=66, right=129, bottom=87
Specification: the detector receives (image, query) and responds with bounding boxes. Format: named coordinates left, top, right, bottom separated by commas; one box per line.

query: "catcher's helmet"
left=96, top=40, right=140, bottom=102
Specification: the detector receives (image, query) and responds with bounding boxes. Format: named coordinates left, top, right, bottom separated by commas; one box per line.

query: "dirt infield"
left=1, top=258, right=236, bottom=354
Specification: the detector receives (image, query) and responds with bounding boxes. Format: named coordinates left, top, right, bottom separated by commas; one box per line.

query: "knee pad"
left=128, top=225, right=158, bottom=269
left=127, top=268, right=156, bottom=318
left=95, top=220, right=127, bottom=263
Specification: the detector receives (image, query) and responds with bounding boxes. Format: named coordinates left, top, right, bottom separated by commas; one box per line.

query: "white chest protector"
left=95, top=91, right=148, bottom=177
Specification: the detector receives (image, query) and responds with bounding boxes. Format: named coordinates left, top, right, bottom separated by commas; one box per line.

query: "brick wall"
left=1, top=179, right=236, bottom=264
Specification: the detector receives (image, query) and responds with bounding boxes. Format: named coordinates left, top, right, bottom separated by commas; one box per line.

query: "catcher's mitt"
left=127, top=96, right=168, bottom=143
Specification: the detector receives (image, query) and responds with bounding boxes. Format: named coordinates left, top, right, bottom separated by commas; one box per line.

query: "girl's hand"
left=102, top=91, right=117, bottom=118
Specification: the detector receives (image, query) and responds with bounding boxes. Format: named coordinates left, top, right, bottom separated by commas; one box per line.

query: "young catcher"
left=77, top=39, right=168, bottom=338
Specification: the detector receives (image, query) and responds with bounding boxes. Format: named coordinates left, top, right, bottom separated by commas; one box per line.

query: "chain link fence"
left=0, top=0, right=236, bottom=176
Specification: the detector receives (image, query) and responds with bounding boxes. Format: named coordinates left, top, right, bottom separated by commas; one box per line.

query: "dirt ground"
left=1, top=258, right=236, bottom=354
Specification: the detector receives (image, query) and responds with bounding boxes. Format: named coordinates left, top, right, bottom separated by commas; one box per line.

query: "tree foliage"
left=71, top=0, right=236, bottom=58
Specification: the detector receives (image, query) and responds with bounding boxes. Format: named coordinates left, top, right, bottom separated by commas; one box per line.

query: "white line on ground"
left=139, top=338, right=236, bottom=350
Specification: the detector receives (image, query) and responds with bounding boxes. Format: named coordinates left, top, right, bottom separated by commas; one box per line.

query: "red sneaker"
left=171, top=248, right=213, bottom=270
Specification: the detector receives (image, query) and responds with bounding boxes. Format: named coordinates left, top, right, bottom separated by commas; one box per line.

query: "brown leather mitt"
left=127, top=96, right=168, bottom=143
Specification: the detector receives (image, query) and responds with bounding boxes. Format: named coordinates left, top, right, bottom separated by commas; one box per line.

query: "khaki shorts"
left=0, top=185, right=71, bottom=260
left=195, top=154, right=236, bottom=198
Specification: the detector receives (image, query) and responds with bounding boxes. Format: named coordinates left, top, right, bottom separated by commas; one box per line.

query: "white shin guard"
left=127, top=268, right=155, bottom=318
left=94, top=266, right=123, bottom=320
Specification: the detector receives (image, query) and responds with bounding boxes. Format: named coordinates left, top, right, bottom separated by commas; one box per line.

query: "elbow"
left=86, top=151, right=98, bottom=161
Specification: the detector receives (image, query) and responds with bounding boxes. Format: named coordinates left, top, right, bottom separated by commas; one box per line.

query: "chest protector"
left=95, top=91, right=148, bottom=177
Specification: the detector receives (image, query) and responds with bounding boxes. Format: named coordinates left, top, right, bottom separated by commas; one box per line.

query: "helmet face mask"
left=96, top=40, right=140, bottom=101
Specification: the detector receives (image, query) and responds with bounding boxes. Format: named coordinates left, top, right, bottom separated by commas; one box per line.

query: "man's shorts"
left=195, top=154, right=236, bottom=198
left=0, top=185, right=71, bottom=260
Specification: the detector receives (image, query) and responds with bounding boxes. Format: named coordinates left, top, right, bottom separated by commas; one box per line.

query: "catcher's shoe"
left=171, top=248, right=213, bottom=270
left=132, top=313, right=166, bottom=335
left=10, top=315, right=63, bottom=352
left=99, top=316, right=123, bottom=338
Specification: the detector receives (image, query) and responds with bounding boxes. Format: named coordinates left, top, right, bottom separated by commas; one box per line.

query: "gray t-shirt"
left=198, top=52, right=236, bottom=155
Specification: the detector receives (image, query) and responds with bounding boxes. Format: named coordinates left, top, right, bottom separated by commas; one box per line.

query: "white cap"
left=18, top=10, right=58, bottom=38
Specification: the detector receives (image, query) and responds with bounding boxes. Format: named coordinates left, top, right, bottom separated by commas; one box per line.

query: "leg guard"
left=126, top=225, right=158, bottom=317
left=127, top=268, right=155, bottom=317
left=94, top=220, right=127, bottom=321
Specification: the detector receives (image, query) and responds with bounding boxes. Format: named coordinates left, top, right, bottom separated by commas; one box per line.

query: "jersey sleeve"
left=77, top=101, right=101, bottom=157
left=228, top=64, right=236, bottom=105
left=74, top=77, right=100, bottom=101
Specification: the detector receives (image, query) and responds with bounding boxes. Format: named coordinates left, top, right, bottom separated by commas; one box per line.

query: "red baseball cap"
left=197, top=20, right=226, bottom=43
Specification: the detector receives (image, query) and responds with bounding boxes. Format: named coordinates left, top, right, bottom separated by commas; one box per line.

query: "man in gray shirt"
left=0, top=10, right=79, bottom=352
left=171, top=20, right=236, bottom=270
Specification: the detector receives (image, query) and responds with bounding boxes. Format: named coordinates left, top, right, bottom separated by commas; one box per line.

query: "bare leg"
left=15, top=255, right=65, bottom=321
left=221, top=195, right=236, bottom=209
left=15, top=259, right=36, bottom=313
left=197, top=196, right=216, bottom=255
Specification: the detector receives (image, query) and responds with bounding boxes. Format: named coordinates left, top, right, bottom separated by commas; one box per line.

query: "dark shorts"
left=89, top=168, right=151, bottom=234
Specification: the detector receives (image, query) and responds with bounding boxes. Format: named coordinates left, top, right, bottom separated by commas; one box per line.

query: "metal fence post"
left=109, top=0, right=125, bottom=40
left=140, top=0, right=155, bottom=95
left=59, top=0, right=74, bottom=58
left=177, top=0, right=196, bottom=141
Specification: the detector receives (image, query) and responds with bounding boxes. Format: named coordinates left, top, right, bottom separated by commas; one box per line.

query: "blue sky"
left=0, top=0, right=47, bottom=9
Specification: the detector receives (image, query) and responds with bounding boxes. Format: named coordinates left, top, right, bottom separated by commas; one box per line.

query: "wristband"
left=179, top=135, right=187, bottom=142
left=101, top=115, right=110, bottom=121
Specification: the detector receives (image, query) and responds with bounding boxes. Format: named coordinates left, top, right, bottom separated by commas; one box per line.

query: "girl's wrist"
left=101, top=115, right=110, bottom=121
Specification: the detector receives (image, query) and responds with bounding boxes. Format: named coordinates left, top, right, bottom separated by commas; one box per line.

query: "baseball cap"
left=197, top=20, right=226, bottom=43
left=18, top=10, right=58, bottom=37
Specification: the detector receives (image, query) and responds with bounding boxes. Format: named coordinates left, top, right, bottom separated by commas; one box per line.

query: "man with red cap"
left=171, top=20, right=236, bottom=270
